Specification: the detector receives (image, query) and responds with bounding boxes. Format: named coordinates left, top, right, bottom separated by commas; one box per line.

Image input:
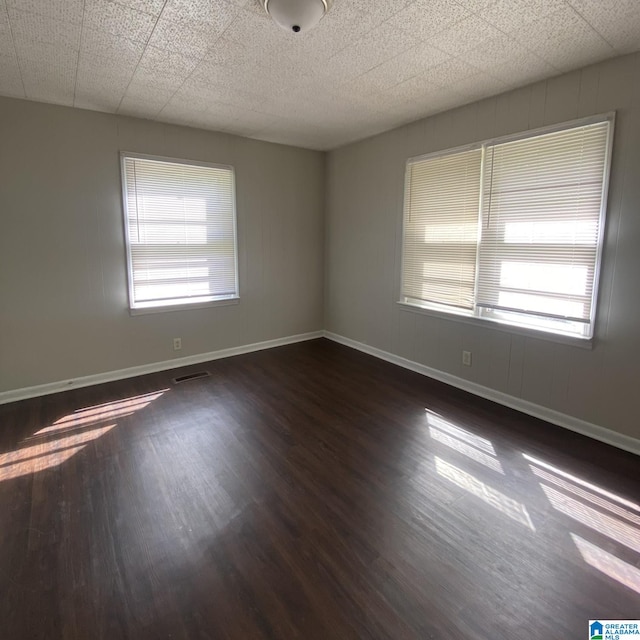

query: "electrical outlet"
left=462, top=350, right=472, bottom=366
left=173, top=337, right=182, bottom=351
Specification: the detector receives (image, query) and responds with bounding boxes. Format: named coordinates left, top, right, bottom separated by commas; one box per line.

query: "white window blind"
left=477, top=121, right=610, bottom=337
left=121, top=154, right=238, bottom=311
left=400, top=115, right=613, bottom=340
left=402, top=148, right=482, bottom=310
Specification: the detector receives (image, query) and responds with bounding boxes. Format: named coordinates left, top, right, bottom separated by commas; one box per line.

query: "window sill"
left=397, top=301, right=594, bottom=350
left=130, top=297, right=240, bottom=316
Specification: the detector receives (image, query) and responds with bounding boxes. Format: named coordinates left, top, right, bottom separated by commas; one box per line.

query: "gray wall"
left=325, top=52, right=640, bottom=440
left=0, top=97, right=325, bottom=392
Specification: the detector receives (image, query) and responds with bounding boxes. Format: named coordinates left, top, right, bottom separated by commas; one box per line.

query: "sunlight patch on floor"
left=0, top=389, right=168, bottom=481
left=571, top=534, right=640, bottom=596
left=435, top=456, right=535, bottom=530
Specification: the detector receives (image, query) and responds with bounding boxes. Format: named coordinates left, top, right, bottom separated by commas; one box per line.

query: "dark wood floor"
left=1, top=339, right=639, bottom=639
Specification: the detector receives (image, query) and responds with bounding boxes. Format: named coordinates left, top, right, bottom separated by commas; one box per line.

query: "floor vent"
left=173, top=371, right=210, bottom=384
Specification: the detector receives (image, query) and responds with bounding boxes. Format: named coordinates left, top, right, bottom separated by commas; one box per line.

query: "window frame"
left=398, top=112, right=615, bottom=345
left=120, top=152, right=240, bottom=316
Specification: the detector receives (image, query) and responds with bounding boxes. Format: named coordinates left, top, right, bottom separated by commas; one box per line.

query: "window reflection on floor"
left=435, top=457, right=535, bottom=530
left=525, top=452, right=640, bottom=596
left=532, top=465, right=640, bottom=526
left=31, top=390, right=167, bottom=437
left=524, top=453, right=640, bottom=513
left=0, top=389, right=168, bottom=482
left=571, top=534, right=640, bottom=596
left=426, top=410, right=640, bottom=596
left=426, top=410, right=496, bottom=454
left=0, top=425, right=115, bottom=481
left=429, top=426, right=505, bottom=474
left=540, top=484, right=640, bottom=554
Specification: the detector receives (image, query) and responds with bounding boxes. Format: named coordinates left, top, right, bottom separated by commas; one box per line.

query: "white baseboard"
left=0, top=331, right=324, bottom=406
left=324, top=331, right=640, bottom=457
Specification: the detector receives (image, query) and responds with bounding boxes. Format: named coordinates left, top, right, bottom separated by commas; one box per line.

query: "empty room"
left=1, top=0, right=639, bottom=638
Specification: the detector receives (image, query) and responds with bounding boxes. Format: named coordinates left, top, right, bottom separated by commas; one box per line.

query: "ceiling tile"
left=427, top=15, right=503, bottom=55
left=192, top=107, right=240, bottom=130
left=8, top=7, right=81, bottom=49
left=0, top=1, right=9, bottom=29
left=161, top=95, right=226, bottom=117
left=604, top=24, right=640, bottom=55
left=19, top=55, right=76, bottom=77
left=322, top=20, right=422, bottom=83
left=567, top=0, right=640, bottom=54
left=368, top=92, right=456, bottom=129
left=166, top=92, right=248, bottom=121
left=420, top=57, right=481, bottom=87
left=137, top=45, right=201, bottom=78
left=486, top=51, right=558, bottom=84
left=126, top=70, right=184, bottom=98
left=84, top=0, right=158, bottom=43
left=187, top=64, right=241, bottom=92
left=453, top=0, right=498, bottom=12
left=80, top=27, right=146, bottom=60
left=509, top=4, right=594, bottom=48
left=464, top=34, right=531, bottom=69
left=387, top=73, right=446, bottom=103
left=0, top=73, right=24, bottom=97
left=479, top=0, right=566, bottom=32
left=187, top=61, right=295, bottom=106
left=0, top=46, right=17, bottom=69
left=159, top=109, right=209, bottom=129
left=0, top=49, right=23, bottom=97
left=6, top=0, right=84, bottom=24
left=118, top=94, right=166, bottom=118
left=567, top=0, right=639, bottom=27
left=447, top=72, right=508, bottom=100
left=535, top=30, right=615, bottom=71
left=196, top=84, right=271, bottom=112
left=196, top=36, right=251, bottom=67
left=20, top=60, right=75, bottom=104
left=287, top=12, right=383, bottom=61
left=74, top=89, right=122, bottom=112
left=0, top=26, right=14, bottom=57
left=255, top=120, right=340, bottom=149
left=14, top=38, right=78, bottom=66
left=0, top=0, right=635, bottom=149
left=345, top=44, right=451, bottom=94
left=156, top=112, right=201, bottom=128
left=510, top=5, right=616, bottom=71
left=303, top=0, right=414, bottom=44
left=111, top=0, right=166, bottom=16
left=23, top=85, right=74, bottom=105
left=161, top=0, right=240, bottom=26
left=383, top=0, right=472, bottom=43
left=221, top=8, right=287, bottom=51
left=147, top=15, right=229, bottom=58
left=221, top=107, right=279, bottom=133
left=77, top=53, right=136, bottom=84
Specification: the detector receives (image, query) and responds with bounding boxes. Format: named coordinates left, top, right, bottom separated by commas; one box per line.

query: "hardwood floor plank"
left=0, top=339, right=638, bottom=639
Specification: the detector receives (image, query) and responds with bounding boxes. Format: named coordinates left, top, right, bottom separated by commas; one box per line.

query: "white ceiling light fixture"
left=262, top=0, right=333, bottom=34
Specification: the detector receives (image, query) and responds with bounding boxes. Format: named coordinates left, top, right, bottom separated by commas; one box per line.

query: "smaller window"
left=121, top=154, right=239, bottom=312
left=400, top=115, right=614, bottom=340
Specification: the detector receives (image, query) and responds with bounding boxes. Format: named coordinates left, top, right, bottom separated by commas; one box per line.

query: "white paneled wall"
left=0, top=97, right=325, bottom=392
left=326, top=52, right=640, bottom=441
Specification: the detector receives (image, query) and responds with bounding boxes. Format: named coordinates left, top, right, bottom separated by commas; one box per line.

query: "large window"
left=121, top=154, right=238, bottom=313
left=401, top=115, right=613, bottom=340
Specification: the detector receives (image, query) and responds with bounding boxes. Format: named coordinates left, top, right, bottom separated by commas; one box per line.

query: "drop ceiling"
left=0, top=0, right=637, bottom=150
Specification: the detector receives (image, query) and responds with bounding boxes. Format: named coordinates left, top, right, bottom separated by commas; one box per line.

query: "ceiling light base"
left=263, top=0, right=332, bottom=34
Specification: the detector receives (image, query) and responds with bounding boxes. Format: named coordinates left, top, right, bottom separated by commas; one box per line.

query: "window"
left=121, top=154, right=238, bottom=313
left=400, top=115, right=613, bottom=340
